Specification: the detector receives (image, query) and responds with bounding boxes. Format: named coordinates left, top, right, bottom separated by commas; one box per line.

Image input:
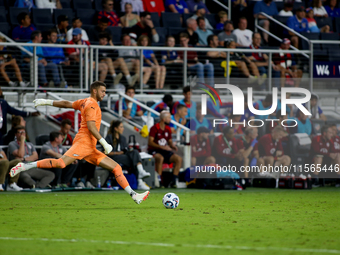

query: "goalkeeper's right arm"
left=33, top=99, right=74, bottom=109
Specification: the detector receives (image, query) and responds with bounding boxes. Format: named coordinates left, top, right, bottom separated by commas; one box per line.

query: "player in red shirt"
left=254, top=126, right=291, bottom=171
left=191, top=126, right=214, bottom=166
left=213, top=126, right=244, bottom=168
left=10, top=81, right=149, bottom=204
left=148, top=111, right=182, bottom=187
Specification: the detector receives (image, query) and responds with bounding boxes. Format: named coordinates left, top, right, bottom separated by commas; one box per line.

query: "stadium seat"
left=300, top=32, right=319, bottom=50
left=182, top=13, right=191, bottom=27
left=0, top=6, right=6, bottom=23
left=0, top=22, right=9, bottom=35
left=320, top=33, right=339, bottom=51
left=54, top=9, right=74, bottom=25
left=275, top=2, right=284, bottom=12
left=334, top=17, right=340, bottom=32
left=314, top=49, right=328, bottom=61
left=155, top=27, right=166, bottom=44
left=168, top=27, right=184, bottom=37
left=35, top=24, right=54, bottom=33
left=315, top=17, right=333, bottom=32
left=59, top=0, right=71, bottom=9
left=150, top=12, right=160, bottom=27
left=205, top=13, right=217, bottom=28
left=9, top=7, right=28, bottom=26
left=329, top=48, right=340, bottom=61
left=73, top=0, right=93, bottom=10
left=293, top=2, right=304, bottom=11
left=289, top=133, right=311, bottom=166
left=161, top=12, right=181, bottom=27
left=94, top=0, right=103, bottom=11
left=106, top=26, right=122, bottom=44
left=32, top=8, right=54, bottom=26
left=35, top=134, right=50, bottom=145
left=76, top=9, right=96, bottom=25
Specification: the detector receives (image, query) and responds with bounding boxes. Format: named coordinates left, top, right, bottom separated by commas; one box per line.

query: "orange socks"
left=112, top=164, right=129, bottom=189
left=37, top=158, right=66, bottom=169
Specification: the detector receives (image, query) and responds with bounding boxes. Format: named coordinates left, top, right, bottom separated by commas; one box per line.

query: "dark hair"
left=61, top=119, right=72, bottom=127
left=177, top=104, right=187, bottom=111
left=14, top=125, right=25, bottom=133
left=125, top=2, right=132, bottom=8
left=47, top=28, right=58, bottom=36
left=125, top=86, right=135, bottom=93
left=196, top=16, right=205, bottom=24
left=31, top=30, right=41, bottom=41
left=17, top=12, right=28, bottom=25
left=140, top=11, right=151, bottom=18
left=222, top=126, right=233, bottom=135
left=99, top=17, right=110, bottom=24
left=108, top=120, right=122, bottom=146
left=183, top=86, right=190, bottom=94
left=137, top=34, right=150, bottom=46
left=252, top=32, right=261, bottom=39
left=102, top=0, right=113, bottom=5
left=90, top=81, right=106, bottom=93
left=72, top=17, right=81, bottom=23
left=11, top=115, right=22, bottom=127
left=311, top=94, right=318, bottom=100
left=163, top=94, right=173, bottom=105
left=50, top=131, right=62, bottom=142
left=207, top=34, right=216, bottom=45
left=98, top=31, right=111, bottom=41
left=120, top=33, right=130, bottom=41
left=321, top=125, right=330, bottom=135
left=179, top=32, right=189, bottom=39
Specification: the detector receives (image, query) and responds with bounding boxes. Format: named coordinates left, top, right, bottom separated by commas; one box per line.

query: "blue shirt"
left=22, top=40, right=44, bottom=61
left=170, top=115, right=184, bottom=135
left=42, top=46, right=65, bottom=64
left=216, top=23, right=224, bottom=30
left=165, top=0, right=188, bottom=14
left=12, top=24, right=36, bottom=41
left=287, top=15, right=308, bottom=33
left=325, top=6, right=340, bottom=17
left=196, top=28, right=213, bottom=45
left=14, top=0, right=35, bottom=9
left=190, top=117, right=213, bottom=132
left=143, top=49, right=154, bottom=66
left=114, top=98, right=141, bottom=118
left=161, top=50, right=178, bottom=63
left=294, top=117, right=312, bottom=136
left=253, top=1, right=278, bottom=16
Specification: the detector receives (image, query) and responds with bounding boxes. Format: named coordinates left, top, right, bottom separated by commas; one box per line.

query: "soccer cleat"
left=137, top=179, right=150, bottom=191
left=0, top=184, right=3, bottom=191
left=138, top=169, right=151, bottom=179
left=19, top=81, right=30, bottom=87
left=10, top=163, right=26, bottom=177
left=7, top=182, right=23, bottom=191
left=8, top=81, right=16, bottom=87
left=86, top=181, right=95, bottom=189
left=132, top=191, right=150, bottom=204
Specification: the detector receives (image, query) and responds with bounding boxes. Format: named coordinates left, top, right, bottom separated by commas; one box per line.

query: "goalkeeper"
left=10, top=81, right=149, bottom=204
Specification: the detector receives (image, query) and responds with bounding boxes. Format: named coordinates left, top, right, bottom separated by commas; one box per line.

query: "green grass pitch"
left=0, top=188, right=339, bottom=255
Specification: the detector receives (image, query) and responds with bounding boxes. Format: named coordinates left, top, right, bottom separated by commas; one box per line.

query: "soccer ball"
left=162, top=193, right=180, bottom=209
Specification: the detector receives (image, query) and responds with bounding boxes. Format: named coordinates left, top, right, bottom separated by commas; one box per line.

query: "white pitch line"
left=0, top=237, right=339, bottom=254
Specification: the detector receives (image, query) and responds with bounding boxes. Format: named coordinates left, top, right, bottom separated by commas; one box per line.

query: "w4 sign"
left=314, top=62, right=340, bottom=78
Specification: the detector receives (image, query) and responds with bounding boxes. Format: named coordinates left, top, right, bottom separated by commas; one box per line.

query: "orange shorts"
left=64, top=141, right=106, bottom=166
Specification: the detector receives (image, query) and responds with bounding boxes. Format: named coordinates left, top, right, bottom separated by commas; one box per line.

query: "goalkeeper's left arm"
left=33, top=99, right=74, bottom=109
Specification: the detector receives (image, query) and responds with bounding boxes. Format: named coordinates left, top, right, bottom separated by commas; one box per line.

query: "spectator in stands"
left=287, top=7, right=308, bottom=49
left=87, top=17, right=111, bottom=43
left=293, top=110, right=312, bottom=135
left=36, top=0, right=62, bottom=9
left=165, top=0, right=189, bottom=14
left=40, top=131, right=78, bottom=188
left=191, top=126, right=214, bottom=166
left=12, top=12, right=36, bottom=41
left=232, top=17, right=253, bottom=47
left=253, top=0, right=278, bottom=44
left=121, top=0, right=144, bottom=14
left=55, top=15, right=69, bottom=43
left=309, top=125, right=340, bottom=185
left=148, top=111, right=182, bottom=188
left=161, top=35, right=183, bottom=66
left=66, top=28, right=108, bottom=83
left=310, top=94, right=327, bottom=121
left=180, top=18, right=199, bottom=46
left=190, top=5, right=213, bottom=30
left=106, top=120, right=150, bottom=190
left=225, top=40, right=265, bottom=85
left=178, top=32, right=214, bottom=86
left=312, top=0, right=329, bottom=17
left=2, top=115, right=24, bottom=145
left=66, top=17, right=89, bottom=42
left=43, top=29, right=68, bottom=71
left=172, top=86, right=196, bottom=118
left=306, top=8, right=330, bottom=33
left=253, top=94, right=274, bottom=120
left=213, top=126, right=244, bottom=167
left=147, top=94, right=173, bottom=117
left=98, top=0, right=121, bottom=27
left=325, top=0, right=340, bottom=17
left=196, top=17, right=213, bottom=46
left=216, top=11, right=228, bottom=30
left=142, top=0, right=165, bottom=16
left=190, top=103, right=213, bottom=134
left=130, top=11, right=159, bottom=44
left=0, top=37, right=30, bottom=87
left=278, top=2, right=293, bottom=17
left=98, top=32, right=138, bottom=87
left=273, top=38, right=303, bottom=87
left=60, top=119, right=73, bottom=146
left=8, top=125, right=55, bottom=189
left=23, top=31, right=61, bottom=87
left=138, top=35, right=166, bottom=89
left=118, top=34, right=151, bottom=87
left=121, top=3, right=141, bottom=28
left=14, top=0, right=35, bottom=9
left=187, top=0, right=210, bottom=14
left=0, top=147, right=22, bottom=191
left=114, top=86, right=143, bottom=119
left=254, top=126, right=291, bottom=170
left=170, top=104, right=188, bottom=135
left=218, top=20, right=238, bottom=46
